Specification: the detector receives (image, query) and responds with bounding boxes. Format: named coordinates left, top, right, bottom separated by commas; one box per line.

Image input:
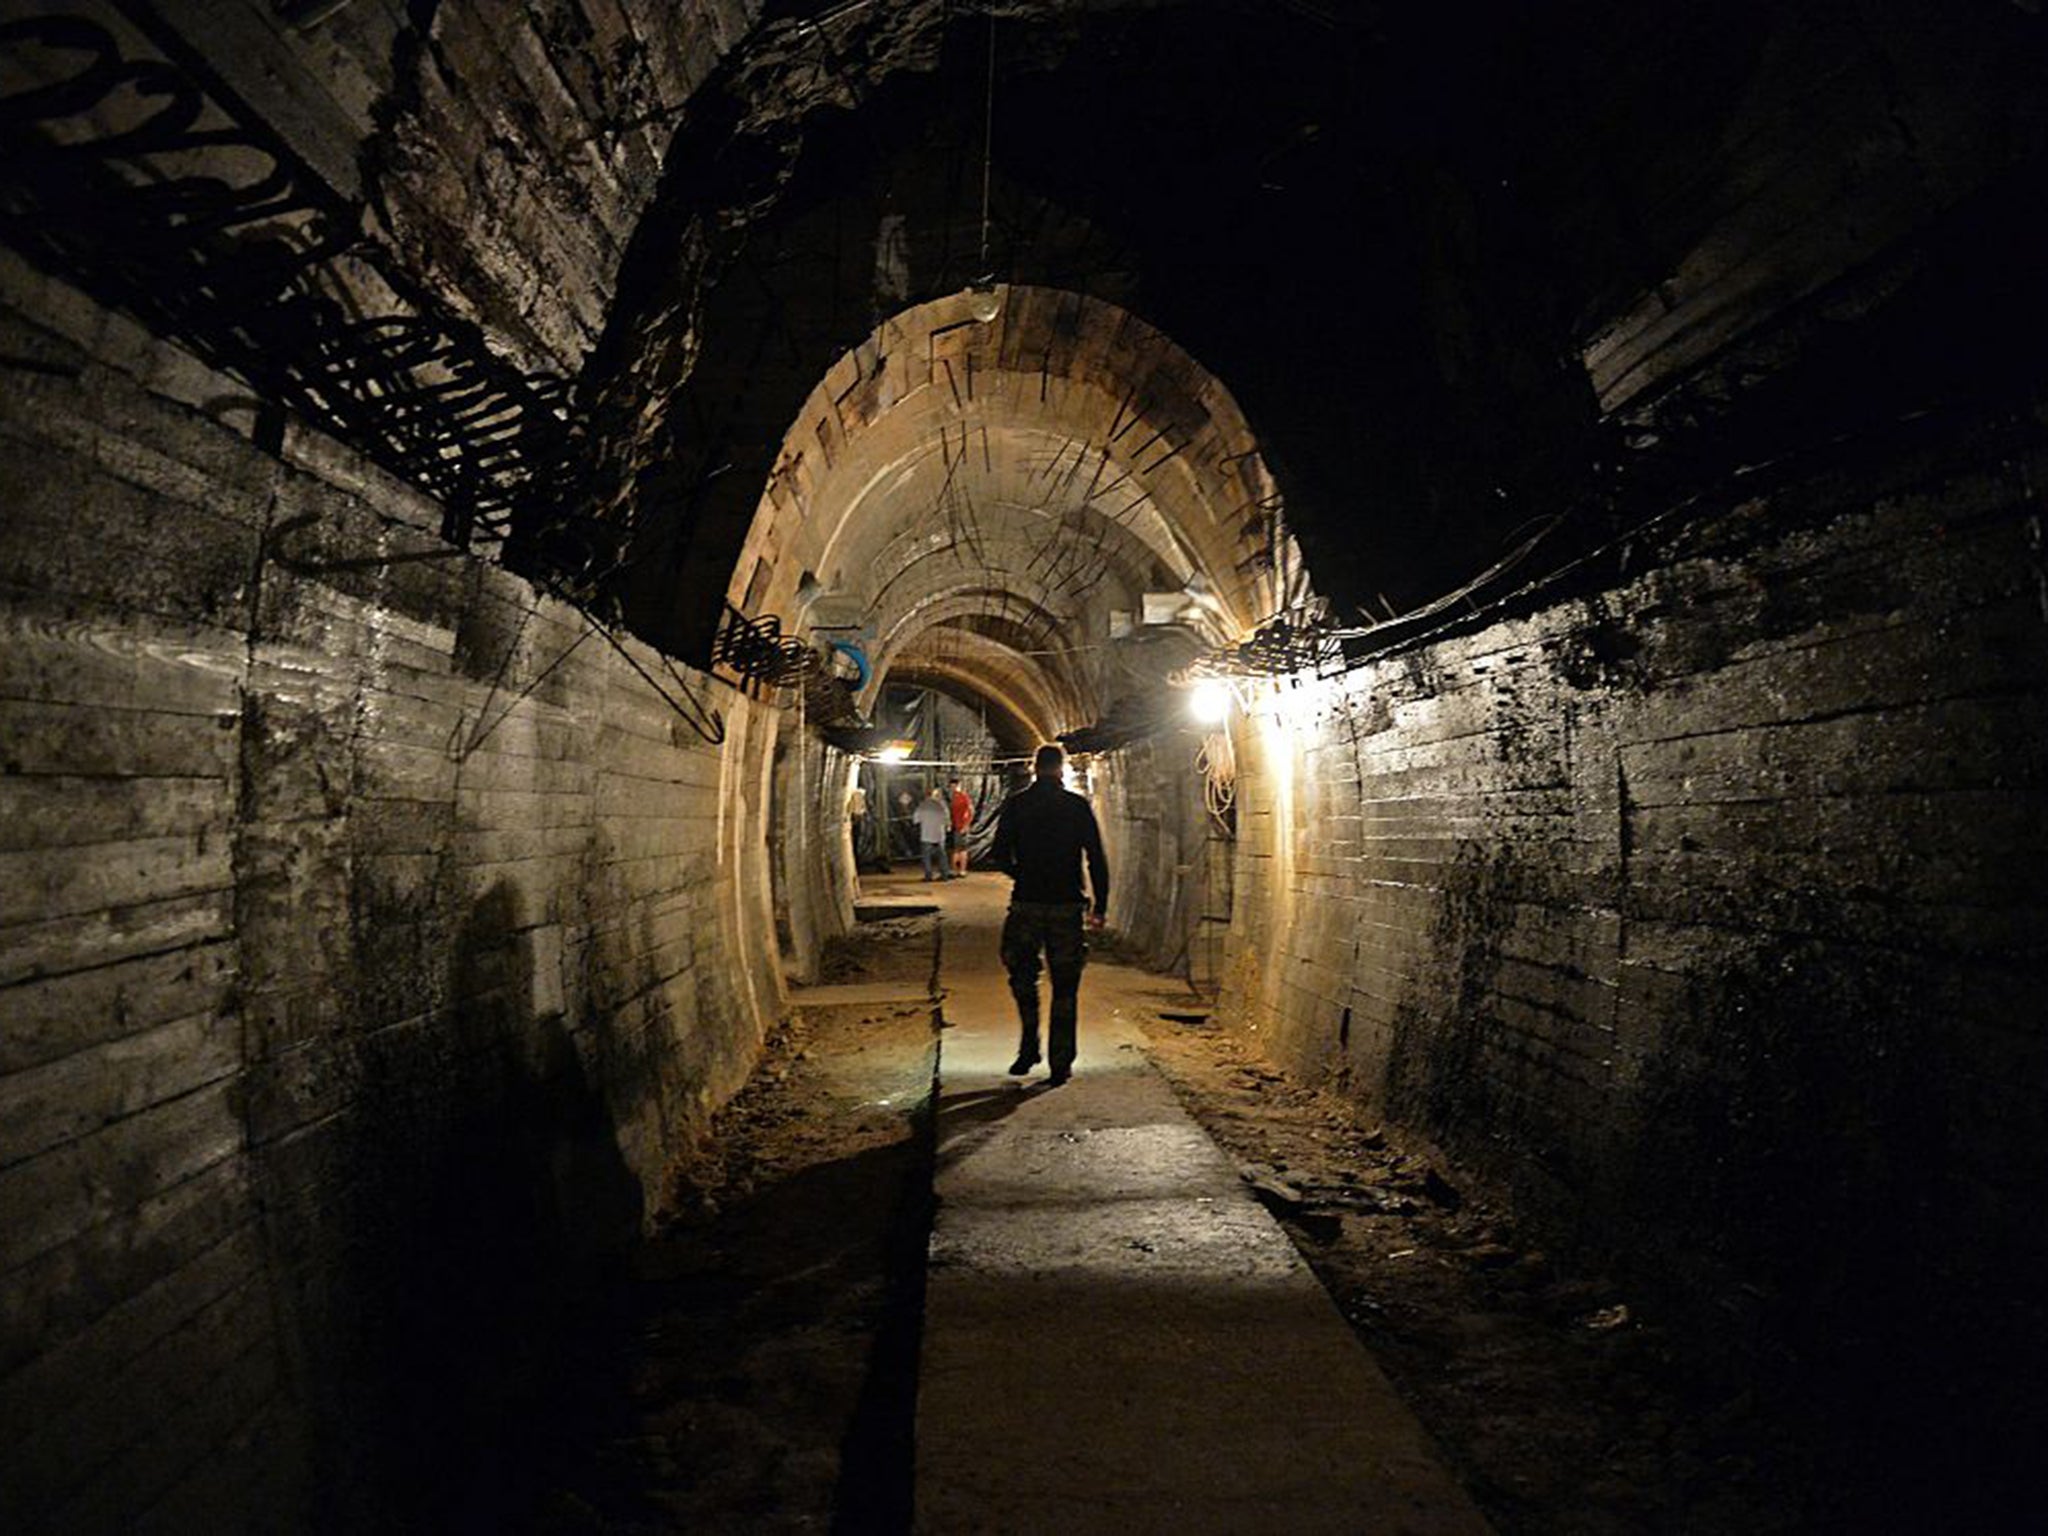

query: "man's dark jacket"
left=990, top=778, right=1110, bottom=915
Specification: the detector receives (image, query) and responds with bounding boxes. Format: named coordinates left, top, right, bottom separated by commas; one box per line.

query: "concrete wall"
left=1219, top=409, right=2048, bottom=1464
left=1096, top=737, right=1222, bottom=980
left=140, top=0, right=760, bottom=376
left=770, top=728, right=859, bottom=986
left=0, top=255, right=791, bottom=1531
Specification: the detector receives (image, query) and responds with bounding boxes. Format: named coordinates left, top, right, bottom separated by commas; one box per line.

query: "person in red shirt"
left=946, top=776, right=974, bottom=878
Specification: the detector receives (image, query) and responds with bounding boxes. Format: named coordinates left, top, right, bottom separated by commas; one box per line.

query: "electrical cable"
left=1196, top=729, right=1236, bottom=834
left=978, top=13, right=996, bottom=277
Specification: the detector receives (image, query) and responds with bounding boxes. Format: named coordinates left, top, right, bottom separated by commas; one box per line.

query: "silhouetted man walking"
left=990, top=744, right=1109, bottom=1086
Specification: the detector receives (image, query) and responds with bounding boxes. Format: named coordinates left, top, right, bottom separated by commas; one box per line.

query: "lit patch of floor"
left=912, top=874, right=1490, bottom=1535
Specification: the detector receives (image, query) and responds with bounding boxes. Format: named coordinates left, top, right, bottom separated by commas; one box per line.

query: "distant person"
left=913, top=787, right=950, bottom=882
left=947, top=776, right=973, bottom=878
left=990, top=744, right=1108, bottom=1087
left=846, top=783, right=868, bottom=865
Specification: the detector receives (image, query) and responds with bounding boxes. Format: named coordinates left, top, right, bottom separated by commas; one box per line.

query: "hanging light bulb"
left=1189, top=680, right=1231, bottom=725
left=965, top=277, right=1004, bottom=324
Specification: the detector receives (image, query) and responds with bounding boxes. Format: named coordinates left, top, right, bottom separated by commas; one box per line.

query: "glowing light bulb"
left=1189, top=680, right=1231, bottom=725
left=965, top=281, right=1003, bottom=324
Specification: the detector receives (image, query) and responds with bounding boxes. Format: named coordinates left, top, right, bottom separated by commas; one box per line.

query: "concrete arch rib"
left=887, top=644, right=1057, bottom=755
left=827, top=422, right=1180, bottom=594
left=725, top=287, right=1286, bottom=707
left=871, top=589, right=1089, bottom=729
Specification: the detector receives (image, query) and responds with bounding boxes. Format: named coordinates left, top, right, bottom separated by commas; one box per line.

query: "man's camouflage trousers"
left=999, top=900, right=1089, bottom=1070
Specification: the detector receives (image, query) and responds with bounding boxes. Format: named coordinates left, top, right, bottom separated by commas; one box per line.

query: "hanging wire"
left=591, top=626, right=727, bottom=743
left=978, top=13, right=996, bottom=278
left=1172, top=509, right=1568, bottom=687
left=449, top=612, right=599, bottom=761
left=1196, top=729, right=1237, bottom=833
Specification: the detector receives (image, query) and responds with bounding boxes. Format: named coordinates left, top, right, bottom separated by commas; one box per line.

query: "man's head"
left=947, top=777, right=960, bottom=792
left=1033, top=744, right=1064, bottom=781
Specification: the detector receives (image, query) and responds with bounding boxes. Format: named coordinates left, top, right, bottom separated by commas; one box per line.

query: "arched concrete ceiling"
left=720, top=287, right=1280, bottom=736
left=872, top=590, right=1086, bottom=738
left=7, top=0, right=2038, bottom=680
left=569, top=0, right=1707, bottom=660
left=887, top=629, right=1064, bottom=754
left=504, top=0, right=2042, bottom=674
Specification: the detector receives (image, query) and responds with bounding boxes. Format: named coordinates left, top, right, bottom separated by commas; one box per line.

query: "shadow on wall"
left=1383, top=843, right=1517, bottom=1149
left=1626, top=937, right=2044, bottom=1531
left=311, top=880, right=644, bottom=1531
left=1380, top=843, right=2047, bottom=1528
left=1096, top=739, right=1217, bottom=980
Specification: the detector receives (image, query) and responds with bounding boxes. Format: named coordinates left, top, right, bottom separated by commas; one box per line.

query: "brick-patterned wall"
left=0, top=257, right=789, bottom=1531
left=1222, top=413, right=2047, bottom=1450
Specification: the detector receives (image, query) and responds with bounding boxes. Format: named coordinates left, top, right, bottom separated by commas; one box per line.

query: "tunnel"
left=1, top=0, right=2045, bottom=1530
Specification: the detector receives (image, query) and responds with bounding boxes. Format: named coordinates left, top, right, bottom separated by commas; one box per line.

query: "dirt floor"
left=1131, top=1004, right=1806, bottom=1536
left=539, top=912, right=1806, bottom=1534
left=538, top=915, right=940, bottom=1534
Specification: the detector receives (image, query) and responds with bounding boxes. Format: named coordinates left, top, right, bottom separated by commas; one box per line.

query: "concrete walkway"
left=906, top=873, right=1491, bottom=1535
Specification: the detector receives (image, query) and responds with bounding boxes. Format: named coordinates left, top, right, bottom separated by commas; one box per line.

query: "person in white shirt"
left=912, top=788, right=950, bottom=881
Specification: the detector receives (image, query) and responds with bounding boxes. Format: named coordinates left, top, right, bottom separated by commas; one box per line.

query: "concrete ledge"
left=787, top=981, right=941, bottom=1008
